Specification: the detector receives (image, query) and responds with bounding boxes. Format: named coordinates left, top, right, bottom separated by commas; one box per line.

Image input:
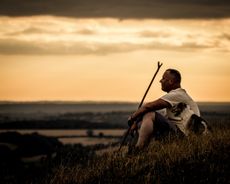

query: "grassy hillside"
left=45, top=127, right=230, bottom=184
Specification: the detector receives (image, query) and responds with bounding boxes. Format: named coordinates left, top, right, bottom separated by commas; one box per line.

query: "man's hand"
left=130, top=122, right=138, bottom=131
left=128, top=115, right=135, bottom=127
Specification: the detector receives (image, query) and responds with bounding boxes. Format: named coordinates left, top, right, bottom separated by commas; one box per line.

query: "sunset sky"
left=0, top=0, right=230, bottom=102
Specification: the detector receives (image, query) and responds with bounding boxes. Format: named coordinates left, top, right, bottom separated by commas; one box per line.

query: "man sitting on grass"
left=128, top=69, right=208, bottom=149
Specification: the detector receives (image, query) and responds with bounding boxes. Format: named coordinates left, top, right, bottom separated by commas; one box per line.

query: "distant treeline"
left=0, top=119, right=126, bottom=129
left=0, top=112, right=130, bottom=129
left=0, top=110, right=229, bottom=130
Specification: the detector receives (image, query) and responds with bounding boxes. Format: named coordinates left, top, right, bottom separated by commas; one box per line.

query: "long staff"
left=118, top=61, right=163, bottom=151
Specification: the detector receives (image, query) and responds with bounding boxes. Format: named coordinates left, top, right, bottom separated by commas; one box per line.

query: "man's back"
left=160, top=88, right=200, bottom=135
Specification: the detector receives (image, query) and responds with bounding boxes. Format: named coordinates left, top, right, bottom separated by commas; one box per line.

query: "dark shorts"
left=153, top=112, right=184, bottom=139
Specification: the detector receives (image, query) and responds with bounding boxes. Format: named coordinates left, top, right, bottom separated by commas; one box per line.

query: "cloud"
left=6, top=27, right=52, bottom=36
left=0, top=38, right=44, bottom=55
left=0, top=17, right=229, bottom=55
left=219, top=33, right=230, bottom=40
left=0, top=38, right=225, bottom=56
left=139, top=30, right=171, bottom=38
left=0, top=0, right=230, bottom=19
left=76, top=29, right=98, bottom=35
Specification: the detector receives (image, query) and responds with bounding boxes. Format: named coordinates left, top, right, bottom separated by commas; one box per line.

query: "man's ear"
left=169, top=79, right=174, bottom=84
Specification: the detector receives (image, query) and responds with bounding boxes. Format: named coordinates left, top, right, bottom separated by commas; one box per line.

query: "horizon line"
left=0, top=100, right=230, bottom=104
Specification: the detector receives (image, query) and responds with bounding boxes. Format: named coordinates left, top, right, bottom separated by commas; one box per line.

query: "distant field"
left=0, top=129, right=125, bottom=145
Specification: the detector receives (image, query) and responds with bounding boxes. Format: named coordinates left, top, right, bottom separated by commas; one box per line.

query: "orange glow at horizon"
left=1, top=51, right=230, bottom=102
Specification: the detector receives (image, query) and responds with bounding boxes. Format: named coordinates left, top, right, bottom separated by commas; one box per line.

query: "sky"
left=0, top=0, right=230, bottom=102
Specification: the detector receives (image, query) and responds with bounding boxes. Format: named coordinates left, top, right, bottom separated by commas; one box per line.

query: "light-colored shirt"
left=160, top=88, right=200, bottom=135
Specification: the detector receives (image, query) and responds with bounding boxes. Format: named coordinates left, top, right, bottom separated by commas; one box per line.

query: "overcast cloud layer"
left=1, top=0, right=230, bottom=19
left=0, top=17, right=229, bottom=55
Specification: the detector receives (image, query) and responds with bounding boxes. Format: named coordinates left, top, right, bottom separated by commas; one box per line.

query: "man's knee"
left=142, top=112, right=155, bottom=123
left=140, top=112, right=156, bottom=131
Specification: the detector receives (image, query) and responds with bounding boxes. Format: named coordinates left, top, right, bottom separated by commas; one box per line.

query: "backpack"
left=187, top=114, right=212, bottom=135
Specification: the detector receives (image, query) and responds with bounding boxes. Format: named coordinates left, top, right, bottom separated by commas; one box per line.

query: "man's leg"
left=136, top=112, right=155, bottom=148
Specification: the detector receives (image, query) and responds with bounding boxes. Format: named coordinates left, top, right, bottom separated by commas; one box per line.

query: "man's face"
left=160, top=71, right=174, bottom=92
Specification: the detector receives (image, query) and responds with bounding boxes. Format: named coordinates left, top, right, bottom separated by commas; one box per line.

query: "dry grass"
left=46, top=127, right=230, bottom=184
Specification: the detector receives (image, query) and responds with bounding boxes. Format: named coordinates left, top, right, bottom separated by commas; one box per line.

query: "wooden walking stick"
left=118, top=61, right=163, bottom=151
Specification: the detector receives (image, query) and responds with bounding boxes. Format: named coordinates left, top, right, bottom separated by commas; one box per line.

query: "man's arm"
left=130, top=99, right=171, bottom=121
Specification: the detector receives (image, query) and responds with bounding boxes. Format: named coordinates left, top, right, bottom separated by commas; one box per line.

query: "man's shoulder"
left=161, top=88, right=192, bottom=103
left=164, top=88, right=186, bottom=97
